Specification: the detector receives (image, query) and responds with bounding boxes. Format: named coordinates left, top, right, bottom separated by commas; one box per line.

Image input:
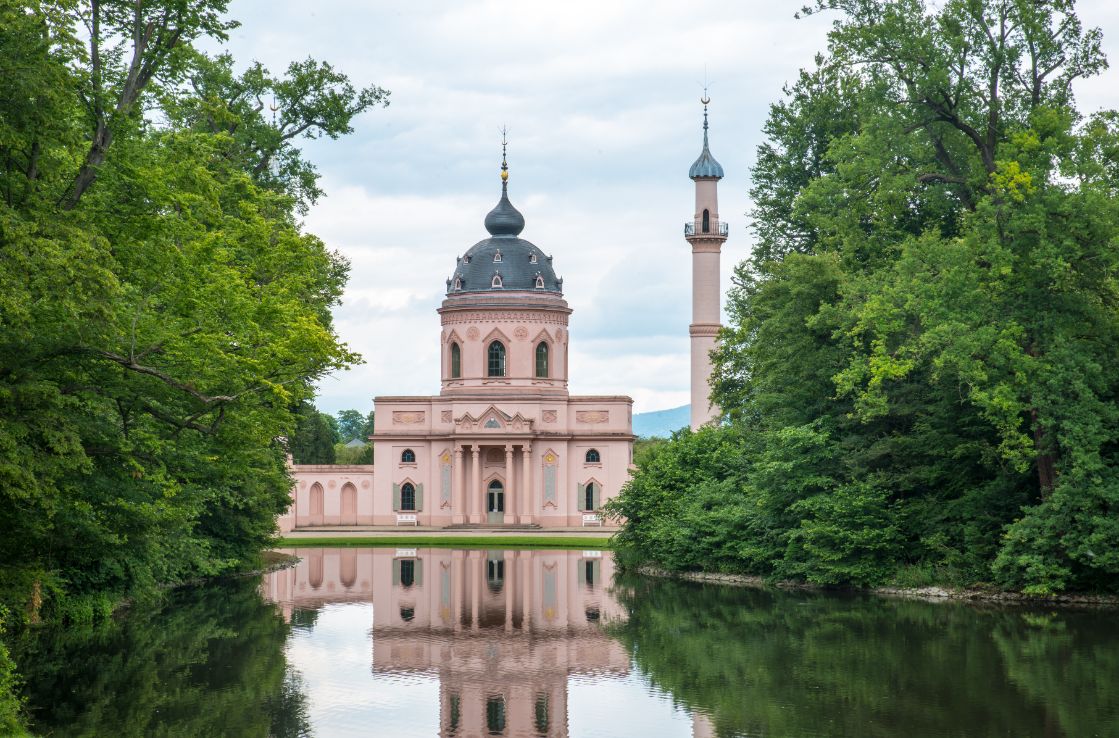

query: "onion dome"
left=689, top=96, right=724, bottom=180
left=446, top=139, right=562, bottom=295
left=484, top=171, right=525, bottom=236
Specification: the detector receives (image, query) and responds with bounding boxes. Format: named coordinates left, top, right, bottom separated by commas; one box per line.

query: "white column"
left=471, top=446, right=483, bottom=524
left=520, top=444, right=533, bottom=524
left=453, top=446, right=465, bottom=524
left=504, top=444, right=515, bottom=523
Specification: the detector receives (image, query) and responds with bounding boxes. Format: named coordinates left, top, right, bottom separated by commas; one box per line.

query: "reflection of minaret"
left=684, top=93, right=727, bottom=430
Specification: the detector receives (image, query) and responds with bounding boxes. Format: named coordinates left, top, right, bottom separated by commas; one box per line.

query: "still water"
left=12, top=547, right=1119, bottom=737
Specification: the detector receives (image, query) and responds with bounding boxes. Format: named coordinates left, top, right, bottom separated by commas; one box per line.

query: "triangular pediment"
left=453, top=405, right=534, bottom=432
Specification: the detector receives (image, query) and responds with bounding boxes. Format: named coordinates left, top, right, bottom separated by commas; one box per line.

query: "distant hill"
left=632, top=405, right=690, bottom=438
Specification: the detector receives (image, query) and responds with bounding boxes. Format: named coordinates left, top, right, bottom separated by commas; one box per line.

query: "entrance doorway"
left=486, top=479, right=505, bottom=524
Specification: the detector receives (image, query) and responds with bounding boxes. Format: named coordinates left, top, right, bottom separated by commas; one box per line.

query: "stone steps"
left=443, top=523, right=543, bottom=530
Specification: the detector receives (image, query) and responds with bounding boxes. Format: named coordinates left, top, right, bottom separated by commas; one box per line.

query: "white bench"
left=396, top=513, right=418, bottom=526
left=582, top=513, right=603, bottom=527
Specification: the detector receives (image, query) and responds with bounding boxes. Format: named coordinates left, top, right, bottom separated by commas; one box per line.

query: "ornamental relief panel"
left=440, top=410, right=453, bottom=423
left=575, top=410, right=609, bottom=424
left=514, top=326, right=529, bottom=340
left=542, top=410, right=558, bottom=424
left=466, top=326, right=480, bottom=341
left=392, top=411, right=426, bottom=425
left=442, top=311, right=570, bottom=326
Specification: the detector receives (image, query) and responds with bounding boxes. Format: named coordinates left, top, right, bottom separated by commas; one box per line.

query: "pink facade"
left=283, top=157, right=634, bottom=531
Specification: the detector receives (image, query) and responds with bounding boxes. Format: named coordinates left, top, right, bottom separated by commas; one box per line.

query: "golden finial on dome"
left=500, top=125, right=509, bottom=181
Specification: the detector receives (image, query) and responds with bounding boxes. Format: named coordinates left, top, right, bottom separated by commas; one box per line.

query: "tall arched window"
left=535, top=342, right=549, bottom=378
left=401, top=482, right=416, bottom=511
left=450, top=342, right=461, bottom=378
left=584, top=482, right=595, bottom=511
left=401, top=448, right=416, bottom=463
left=585, top=448, right=600, bottom=463
left=487, top=341, right=506, bottom=377
left=702, top=208, right=711, bottom=233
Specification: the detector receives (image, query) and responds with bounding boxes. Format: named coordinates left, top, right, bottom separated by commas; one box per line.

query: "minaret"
left=684, top=94, right=727, bottom=430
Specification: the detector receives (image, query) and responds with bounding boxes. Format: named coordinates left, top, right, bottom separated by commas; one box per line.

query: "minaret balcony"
left=684, top=220, right=728, bottom=237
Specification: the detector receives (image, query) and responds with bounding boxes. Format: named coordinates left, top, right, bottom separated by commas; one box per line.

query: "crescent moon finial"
left=700, top=95, right=711, bottom=106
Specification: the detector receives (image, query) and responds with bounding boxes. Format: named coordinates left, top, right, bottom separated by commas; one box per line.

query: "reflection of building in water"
left=262, top=548, right=628, bottom=737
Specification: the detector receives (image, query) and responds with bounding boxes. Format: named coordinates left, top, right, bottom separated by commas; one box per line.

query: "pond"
left=11, top=546, right=1119, bottom=737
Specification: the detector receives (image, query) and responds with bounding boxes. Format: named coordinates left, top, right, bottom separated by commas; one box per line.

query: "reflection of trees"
left=610, top=576, right=1119, bottom=738
left=993, top=615, right=1119, bottom=738
left=13, top=578, right=312, bottom=737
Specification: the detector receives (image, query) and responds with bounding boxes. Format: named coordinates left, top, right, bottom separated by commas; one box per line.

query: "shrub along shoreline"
left=635, top=567, right=1119, bottom=608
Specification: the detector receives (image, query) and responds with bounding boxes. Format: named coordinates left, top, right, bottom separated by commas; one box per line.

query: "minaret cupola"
left=688, top=96, right=725, bottom=180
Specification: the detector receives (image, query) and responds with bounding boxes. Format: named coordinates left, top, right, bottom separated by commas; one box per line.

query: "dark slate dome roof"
left=447, top=178, right=562, bottom=295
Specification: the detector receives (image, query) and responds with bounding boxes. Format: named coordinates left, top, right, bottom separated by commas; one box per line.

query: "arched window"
left=401, top=448, right=416, bottom=463
left=487, top=341, right=506, bottom=377
left=534, top=274, right=545, bottom=289
left=529, top=252, right=538, bottom=264
left=450, top=342, right=461, bottom=378
left=584, top=482, right=595, bottom=511
left=453, top=276, right=462, bottom=291
left=493, top=249, right=502, bottom=262
left=400, top=606, right=415, bottom=622
left=400, top=558, right=415, bottom=587
left=585, top=448, right=600, bottom=463
left=491, top=273, right=503, bottom=288
left=702, top=208, right=711, bottom=233
left=535, top=342, right=549, bottom=378
left=401, top=482, right=416, bottom=511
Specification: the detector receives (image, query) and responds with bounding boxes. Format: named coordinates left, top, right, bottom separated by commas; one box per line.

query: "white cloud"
left=218, top=0, right=1119, bottom=414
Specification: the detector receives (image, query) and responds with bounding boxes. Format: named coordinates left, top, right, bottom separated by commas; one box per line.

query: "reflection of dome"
left=447, top=176, right=563, bottom=295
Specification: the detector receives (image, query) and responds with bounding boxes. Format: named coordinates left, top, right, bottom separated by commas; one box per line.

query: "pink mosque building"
left=279, top=103, right=727, bottom=531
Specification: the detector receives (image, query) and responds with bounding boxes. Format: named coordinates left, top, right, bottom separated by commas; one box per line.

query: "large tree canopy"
left=610, top=0, right=1119, bottom=594
left=0, top=0, right=387, bottom=621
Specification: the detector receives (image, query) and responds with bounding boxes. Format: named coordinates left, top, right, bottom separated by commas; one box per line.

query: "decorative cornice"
left=689, top=323, right=722, bottom=337
left=440, top=310, right=571, bottom=326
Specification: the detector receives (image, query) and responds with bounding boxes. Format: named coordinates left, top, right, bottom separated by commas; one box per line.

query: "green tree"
left=288, top=404, right=338, bottom=464
left=614, top=0, right=1119, bottom=593
left=336, top=409, right=369, bottom=442
left=0, top=0, right=385, bottom=621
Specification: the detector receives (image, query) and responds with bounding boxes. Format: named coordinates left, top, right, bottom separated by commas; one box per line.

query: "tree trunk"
left=61, top=122, right=112, bottom=210
left=1032, top=407, right=1057, bottom=497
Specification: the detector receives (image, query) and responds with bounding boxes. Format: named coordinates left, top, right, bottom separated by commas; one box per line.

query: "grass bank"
left=275, top=536, right=612, bottom=549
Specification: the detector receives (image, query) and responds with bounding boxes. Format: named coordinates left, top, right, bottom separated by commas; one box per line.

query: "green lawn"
left=274, top=535, right=613, bottom=549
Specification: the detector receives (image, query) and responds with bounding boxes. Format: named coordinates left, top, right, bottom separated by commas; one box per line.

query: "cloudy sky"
left=218, top=0, right=1119, bottom=416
